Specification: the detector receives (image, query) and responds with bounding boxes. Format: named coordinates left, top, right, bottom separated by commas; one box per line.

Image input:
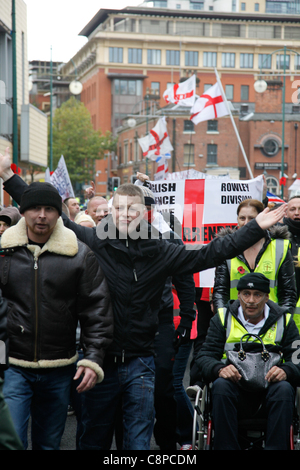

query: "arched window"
left=266, top=176, right=280, bottom=195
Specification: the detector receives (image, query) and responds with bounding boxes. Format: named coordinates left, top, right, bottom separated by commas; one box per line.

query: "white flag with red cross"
left=138, top=118, right=173, bottom=160
left=190, top=82, right=229, bottom=125
left=163, top=75, right=196, bottom=107
left=154, top=156, right=169, bottom=181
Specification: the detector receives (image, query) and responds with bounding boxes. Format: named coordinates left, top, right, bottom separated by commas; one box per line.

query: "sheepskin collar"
left=1, top=216, right=78, bottom=257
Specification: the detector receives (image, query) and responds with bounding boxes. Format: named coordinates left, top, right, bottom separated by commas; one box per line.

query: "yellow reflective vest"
left=294, top=248, right=300, bottom=333
left=218, top=307, right=292, bottom=359
left=226, top=238, right=290, bottom=304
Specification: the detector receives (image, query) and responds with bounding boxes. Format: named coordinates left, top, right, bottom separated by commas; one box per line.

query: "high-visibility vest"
left=226, top=238, right=290, bottom=304
left=218, top=307, right=292, bottom=360
left=294, top=248, right=300, bottom=333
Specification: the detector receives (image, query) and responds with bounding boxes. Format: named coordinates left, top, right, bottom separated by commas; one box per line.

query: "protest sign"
left=148, top=175, right=264, bottom=287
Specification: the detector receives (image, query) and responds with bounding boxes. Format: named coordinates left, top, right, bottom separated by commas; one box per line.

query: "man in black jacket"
left=0, top=178, right=113, bottom=450
left=0, top=148, right=288, bottom=450
left=196, top=273, right=300, bottom=450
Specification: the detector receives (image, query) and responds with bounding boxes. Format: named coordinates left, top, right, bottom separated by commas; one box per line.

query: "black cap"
left=237, top=273, right=270, bottom=294
left=19, top=182, right=62, bottom=216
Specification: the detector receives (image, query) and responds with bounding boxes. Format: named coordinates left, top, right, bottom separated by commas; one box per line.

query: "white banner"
left=147, top=175, right=264, bottom=287
left=45, top=155, right=74, bottom=200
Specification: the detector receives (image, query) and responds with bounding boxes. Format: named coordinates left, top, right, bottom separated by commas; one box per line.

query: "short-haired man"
left=0, top=150, right=288, bottom=450
left=196, top=272, right=300, bottom=450
left=0, top=181, right=113, bottom=450
left=85, top=196, right=109, bottom=225
left=64, top=197, right=80, bottom=221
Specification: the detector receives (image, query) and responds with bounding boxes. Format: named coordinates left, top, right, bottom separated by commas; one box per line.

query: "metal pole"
left=214, top=68, right=253, bottom=179
left=145, top=91, right=149, bottom=176
left=12, top=0, right=18, bottom=207
left=281, top=46, right=286, bottom=199
left=50, top=46, right=53, bottom=172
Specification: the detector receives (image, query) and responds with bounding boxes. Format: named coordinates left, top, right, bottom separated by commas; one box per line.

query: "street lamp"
left=254, top=46, right=300, bottom=198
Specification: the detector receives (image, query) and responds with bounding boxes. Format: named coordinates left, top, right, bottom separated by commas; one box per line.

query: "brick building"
left=61, top=6, right=300, bottom=197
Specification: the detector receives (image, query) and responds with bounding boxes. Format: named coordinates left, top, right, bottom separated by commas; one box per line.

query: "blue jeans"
left=79, top=355, right=155, bottom=450
left=3, top=364, right=75, bottom=450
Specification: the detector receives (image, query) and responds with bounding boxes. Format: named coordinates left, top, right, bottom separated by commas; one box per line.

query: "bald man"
left=85, top=197, right=109, bottom=226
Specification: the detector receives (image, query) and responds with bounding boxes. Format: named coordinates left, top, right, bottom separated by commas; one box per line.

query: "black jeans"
left=212, top=378, right=295, bottom=450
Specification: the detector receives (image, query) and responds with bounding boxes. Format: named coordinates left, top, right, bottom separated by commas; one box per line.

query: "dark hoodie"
left=213, top=225, right=297, bottom=313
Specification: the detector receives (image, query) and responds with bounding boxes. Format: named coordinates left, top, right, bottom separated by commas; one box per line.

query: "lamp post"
left=254, top=46, right=300, bottom=199
left=12, top=0, right=18, bottom=207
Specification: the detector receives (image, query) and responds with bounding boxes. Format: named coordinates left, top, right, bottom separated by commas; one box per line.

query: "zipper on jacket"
left=122, top=350, right=125, bottom=363
left=34, top=257, right=38, bottom=361
left=133, top=268, right=138, bottom=282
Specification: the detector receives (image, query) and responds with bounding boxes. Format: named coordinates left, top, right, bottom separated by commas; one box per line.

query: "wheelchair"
left=191, top=384, right=300, bottom=450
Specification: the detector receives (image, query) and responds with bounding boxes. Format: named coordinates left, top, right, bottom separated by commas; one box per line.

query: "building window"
left=184, top=120, right=195, bottom=132
left=225, top=84, right=234, bottom=100
left=128, top=48, right=142, bottom=64
left=222, top=53, right=235, bottom=68
left=207, top=120, right=218, bottom=132
left=124, top=141, right=128, bottom=164
left=204, top=84, right=212, bottom=92
left=241, top=85, right=249, bottom=101
left=241, top=2, right=246, bottom=9
left=166, top=50, right=180, bottom=66
left=207, top=144, right=218, bottom=164
left=240, top=53, right=253, bottom=68
left=185, top=51, right=198, bottom=67
left=258, top=54, right=272, bottom=69
left=190, top=2, right=204, bottom=9
left=276, top=54, right=290, bottom=70
left=232, top=0, right=237, bottom=11
left=147, top=49, right=161, bottom=65
left=266, top=176, right=280, bottom=195
left=109, top=47, right=123, bottom=63
left=255, top=2, right=260, bottom=10
left=221, top=24, right=240, bottom=37
left=203, top=52, right=217, bottom=67
left=151, top=82, right=160, bottom=95
left=184, top=144, right=195, bottom=165
left=262, top=138, right=280, bottom=157
left=114, top=79, right=142, bottom=96
left=295, top=56, right=300, bottom=70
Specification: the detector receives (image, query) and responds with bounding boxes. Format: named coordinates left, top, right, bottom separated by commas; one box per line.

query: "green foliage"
left=50, top=97, right=117, bottom=185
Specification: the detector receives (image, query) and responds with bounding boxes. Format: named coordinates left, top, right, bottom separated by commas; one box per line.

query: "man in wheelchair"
left=196, top=273, right=300, bottom=450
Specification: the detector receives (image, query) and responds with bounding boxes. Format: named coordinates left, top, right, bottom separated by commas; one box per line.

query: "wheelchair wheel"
left=192, top=385, right=212, bottom=450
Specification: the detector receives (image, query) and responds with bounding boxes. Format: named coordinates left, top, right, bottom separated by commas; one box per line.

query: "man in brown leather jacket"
left=0, top=182, right=113, bottom=450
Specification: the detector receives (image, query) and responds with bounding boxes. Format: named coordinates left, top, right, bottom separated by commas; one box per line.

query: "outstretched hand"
left=0, top=147, right=14, bottom=181
left=85, top=180, right=96, bottom=199
left=256, top=204, right=287, bottom=231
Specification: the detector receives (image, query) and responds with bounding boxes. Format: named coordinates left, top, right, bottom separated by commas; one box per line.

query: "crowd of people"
left=0, top=147, right=300, bottom=450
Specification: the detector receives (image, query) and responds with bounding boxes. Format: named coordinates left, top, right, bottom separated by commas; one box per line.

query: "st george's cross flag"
left=138, top=117, right=173, bottom=160
left=154, top=156, right=169, bottom=180
left=163, top=75, right=196, bottom=107
left=190, top=82, right=229, bottom=125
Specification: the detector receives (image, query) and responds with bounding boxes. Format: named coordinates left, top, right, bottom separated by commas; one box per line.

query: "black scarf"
left=283, top=217, right=300, bottom=235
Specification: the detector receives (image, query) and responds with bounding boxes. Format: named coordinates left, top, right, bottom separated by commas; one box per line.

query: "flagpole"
left=214, top=68, right=253, bottom=179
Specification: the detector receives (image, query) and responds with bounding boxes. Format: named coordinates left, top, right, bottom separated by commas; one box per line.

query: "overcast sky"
left=25, top=0, right=141, bottom=62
